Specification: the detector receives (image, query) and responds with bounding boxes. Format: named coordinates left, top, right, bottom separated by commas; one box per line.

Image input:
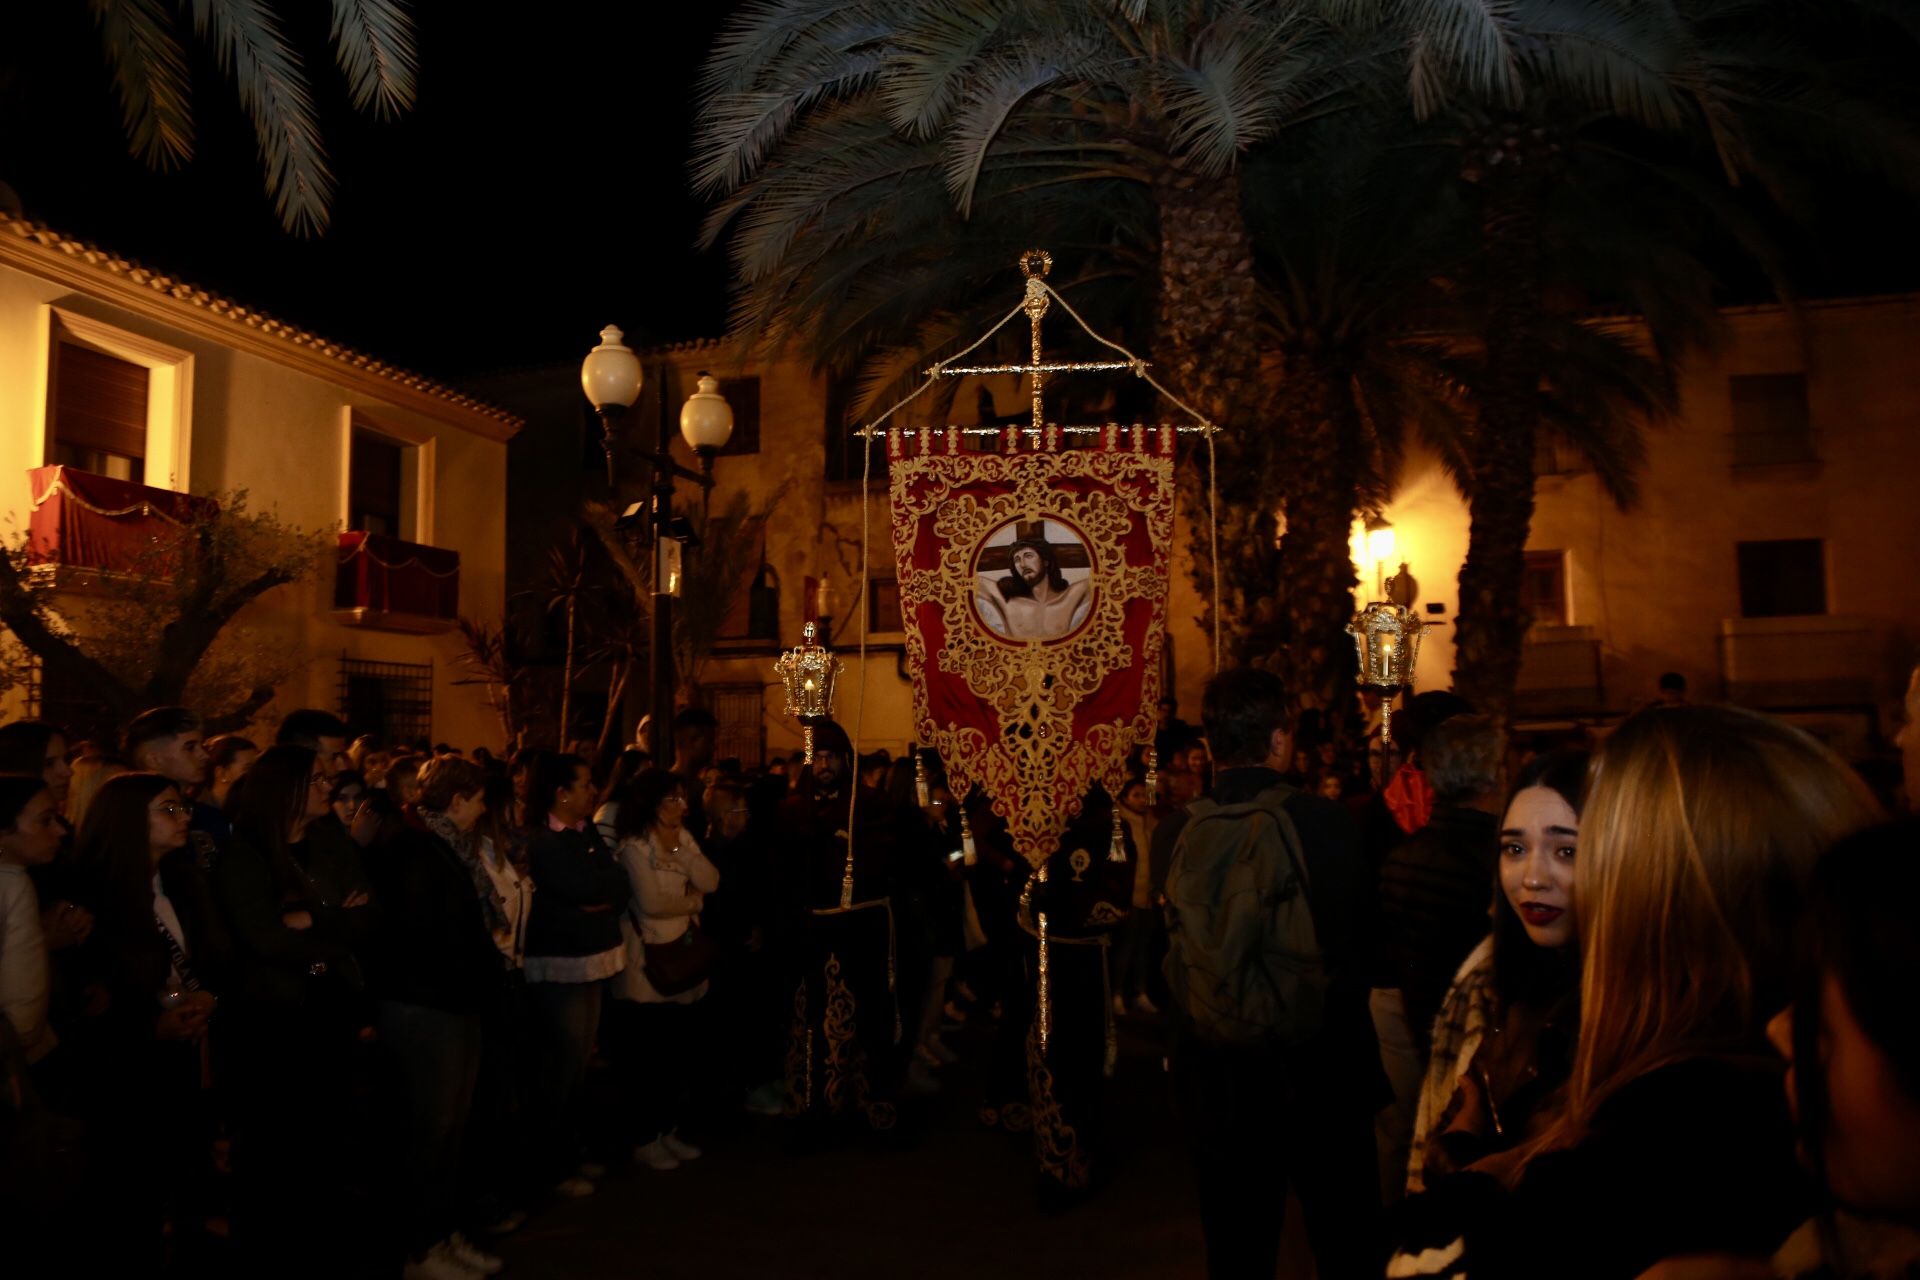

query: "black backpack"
left=1162, top=785, right=1328, bottom=1046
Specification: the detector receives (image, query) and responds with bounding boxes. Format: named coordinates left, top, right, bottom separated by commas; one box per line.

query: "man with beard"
left=776, top=720, right=900, bottom=1135
left=975, top=536, right=1091, bottom=641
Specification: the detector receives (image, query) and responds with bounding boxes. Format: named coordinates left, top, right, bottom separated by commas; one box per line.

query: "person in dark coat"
left=1016, top=789, right=1133, bottom=1207
left=1152, top=668, right=1387, bottom=1280
left=366, top=756, right=505, bottom=1278
left=776, top=720, right=899, bottom=1134
left=520, top=751, right=628, bottom=1197
left=71, top=772, right=228, bottom=1271
left=216, top=744, right=377, bottom=1277
left=1372, top=714, right=1508, bottom=1198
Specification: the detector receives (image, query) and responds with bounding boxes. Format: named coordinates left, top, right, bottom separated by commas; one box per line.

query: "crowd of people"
left=0, top=661, right=1915, bottom=1280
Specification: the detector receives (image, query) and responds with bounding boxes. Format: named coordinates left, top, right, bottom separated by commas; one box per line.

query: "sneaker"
left=924, top=1034, right=960, bottom=1064
left=576, top=1161, right=607, bottom=1180
left=447, top=1233, right=505, bottom=1276
left=553, top=1175, right=596, bottom=1198
left=1112, top=994, right=1128, bottom=1017
left=481, top=1209, right=527, bottom=1236
left=635, top=1138, right=681, bottom=1171
left=662, top=1130, right=703, bottom=1161
left=402, top=1243, right=478, bottom=1280
left=1132, top=992, right=1160, bottom=1015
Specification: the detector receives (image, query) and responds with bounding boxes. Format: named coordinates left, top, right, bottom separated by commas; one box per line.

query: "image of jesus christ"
left=975, top=535, right=1091, bottom=641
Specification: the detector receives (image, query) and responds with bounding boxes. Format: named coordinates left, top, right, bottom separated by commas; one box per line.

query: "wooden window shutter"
left=51, top=341, right=149, bottom=459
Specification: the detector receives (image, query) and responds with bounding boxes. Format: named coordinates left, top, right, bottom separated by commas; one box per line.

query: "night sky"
left=1, top=2, right=737, bottom=383
left=2, top=3, right=1913, bottom=391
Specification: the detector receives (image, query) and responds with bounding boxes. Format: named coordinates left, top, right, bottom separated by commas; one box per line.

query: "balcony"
left=333, top=531, right=460, bottom=634
left=1721, top=615, right=1875, bottom=708
left=25, top=465, right=216, bottom=589
left=1513, top=625, right=1605, bottom=717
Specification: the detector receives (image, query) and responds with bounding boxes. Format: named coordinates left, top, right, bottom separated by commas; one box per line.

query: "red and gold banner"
left=888, top=425, right=1176, bottom=867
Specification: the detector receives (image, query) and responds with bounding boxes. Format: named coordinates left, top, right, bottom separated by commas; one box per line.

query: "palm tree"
left=83, top=0, right=418, bottom=234
left=1343, top=0, right=1920, bottom=715
left=693, top=0, right=1526, bottom=716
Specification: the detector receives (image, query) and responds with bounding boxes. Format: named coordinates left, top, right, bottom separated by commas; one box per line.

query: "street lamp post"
left=582, top=330, right=733, bottom=770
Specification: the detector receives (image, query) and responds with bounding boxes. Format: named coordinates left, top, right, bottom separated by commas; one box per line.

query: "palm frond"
left=328, top=0, right=418, bottom=120
left=882, top=1, right=1009, bottom=137
left=1340, top=0, right=1525, bottom=114
left=1155, top=11, right=1314, bottom=173
left=188, top=0, right=332, bottom=235
left=1516, top=0, right=1691, bottom=132
left=1534, top=317, right=1671, bottom=508
left=692, top=6, right=900, bottom=197
left=941, top=42, right=1091, bottom=215
left=89, top=0, right=195, bottom=169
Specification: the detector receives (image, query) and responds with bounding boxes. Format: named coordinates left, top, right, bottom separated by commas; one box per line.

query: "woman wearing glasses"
left=217, top=745, right=376, bottom=1278
left=72, top=772, right=230, bottom=1269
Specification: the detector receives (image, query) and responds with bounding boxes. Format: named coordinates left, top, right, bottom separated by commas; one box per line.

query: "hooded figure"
left=777, top=720, right=901, bottom=1131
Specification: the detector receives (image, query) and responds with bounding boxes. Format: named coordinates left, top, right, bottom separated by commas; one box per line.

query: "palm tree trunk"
left=1273, top=356, right=1364, bottom=732
left=1453, top=182, right=1544, bottom=722
left=1152, top=163, right=1272, bottom=667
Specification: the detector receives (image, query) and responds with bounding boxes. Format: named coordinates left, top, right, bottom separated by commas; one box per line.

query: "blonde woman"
left=1391, top=706, right=1879, bottom=1280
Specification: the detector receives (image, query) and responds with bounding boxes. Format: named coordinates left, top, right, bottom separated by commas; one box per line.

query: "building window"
left=348, top=427, right=406, bottom=535
left=49, top=339, right=148, bottom=482
left=718, top=562, right=781, bottom=646
left=824, top=371, right=888, bottom=483
left=718, top=376, right=761, bottom=456
left=338, top=656, right=433, bottom=747
left=1737, top=539, right=1827, bottom=618
left=869, top=576, right=903, bottom=633
left=1520, top=550, right=1569, bottom=628
left=1730, top=373, right=1816, bottom=467
left=748, top=565, right=779, bottom=640
left=702, top=683, right=766, bottom=768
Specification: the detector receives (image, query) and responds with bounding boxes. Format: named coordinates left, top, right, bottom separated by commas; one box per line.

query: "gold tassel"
left=1035, top=862, right=1051, bottom=1056
left=802, top=722, right=815, bottom=765
left=914, top=749, right=930, bottom=808
left=1145, top=745, right=1158, bottom=806
left=960, top=807, right=977, bottom=866
left=1108, top=798, right=1127, bottom=862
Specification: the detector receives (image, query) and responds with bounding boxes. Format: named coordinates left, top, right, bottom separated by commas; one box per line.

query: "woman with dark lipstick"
left=1407, top=750, right=1587, bottom=1193
left=1390, top=706, right=1879, bottom=1280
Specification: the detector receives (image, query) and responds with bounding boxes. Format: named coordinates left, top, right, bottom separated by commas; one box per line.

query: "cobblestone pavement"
left=491, top=1013, right=1243, bottom=1280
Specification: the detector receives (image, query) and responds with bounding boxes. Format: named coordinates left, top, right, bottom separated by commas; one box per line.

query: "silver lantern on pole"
left=1347, top=571, right=1424, bottom=746
left=775, top=621, right=843, bottom=764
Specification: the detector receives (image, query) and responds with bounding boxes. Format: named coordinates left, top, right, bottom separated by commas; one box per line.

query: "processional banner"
left=887, top=424, right=1176, bottom=868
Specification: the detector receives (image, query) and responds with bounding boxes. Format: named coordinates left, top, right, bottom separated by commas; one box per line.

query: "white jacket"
left=0, top=864, right=54, bottom=1064
left=613, top=828, right=719, bottom=1005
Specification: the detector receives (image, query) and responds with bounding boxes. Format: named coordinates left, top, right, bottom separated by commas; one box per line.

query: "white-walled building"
left=0, top=211, right=520, bottom=748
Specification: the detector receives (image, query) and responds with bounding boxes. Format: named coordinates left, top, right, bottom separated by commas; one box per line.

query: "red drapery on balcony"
left=27, top=465, right=215, bottom=575
left=335, top=531, right=460, bottom=620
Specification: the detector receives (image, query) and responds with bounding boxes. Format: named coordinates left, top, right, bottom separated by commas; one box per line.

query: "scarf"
left=419, top=807, right=510, bottom=935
